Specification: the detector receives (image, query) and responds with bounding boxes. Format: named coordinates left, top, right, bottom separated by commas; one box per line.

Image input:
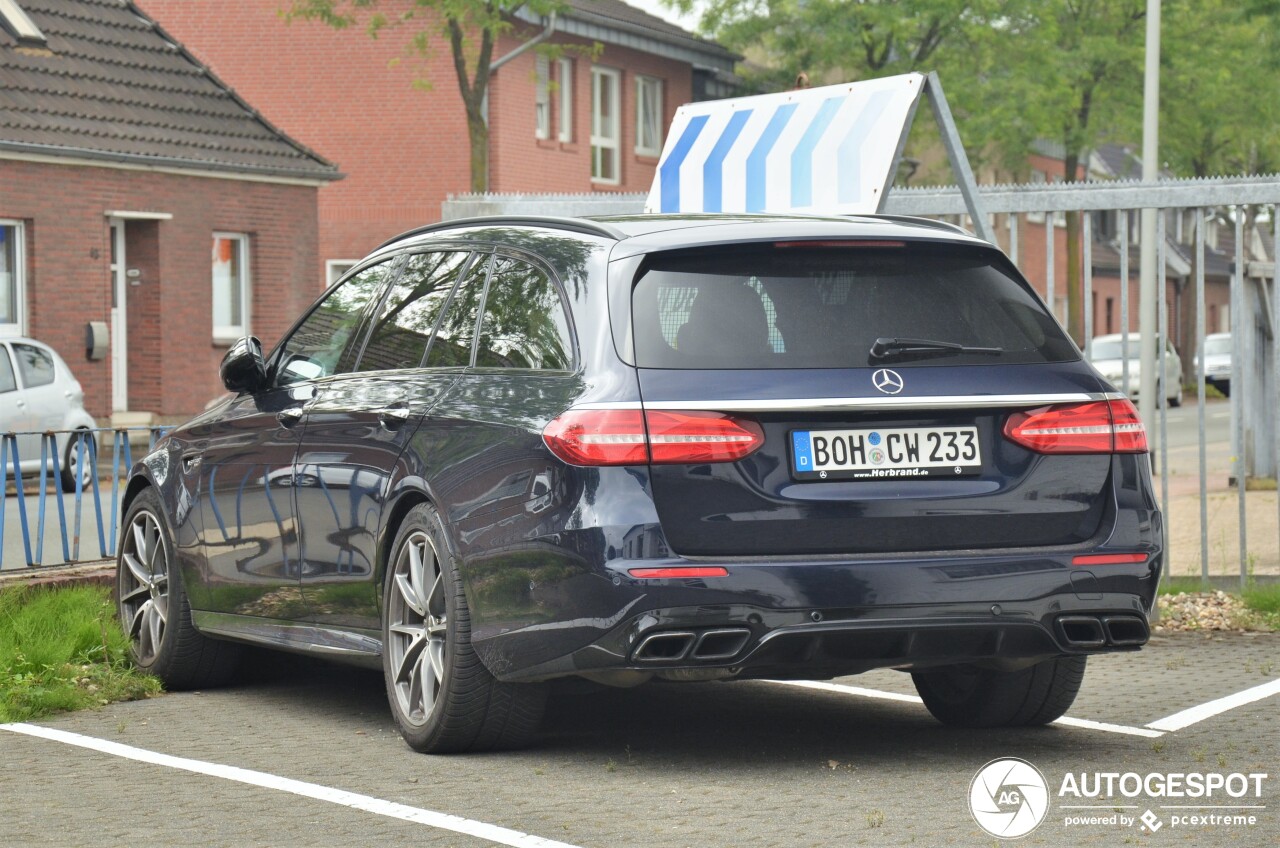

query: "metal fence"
left=1, top=427, right=167, bottom=569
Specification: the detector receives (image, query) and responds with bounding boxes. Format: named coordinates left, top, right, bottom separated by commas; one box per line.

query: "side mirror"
left=220, top=336, right=267, bottom=393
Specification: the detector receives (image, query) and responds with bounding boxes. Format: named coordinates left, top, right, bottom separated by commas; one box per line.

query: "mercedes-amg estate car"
left=117, top=214, right=1163, bottom=753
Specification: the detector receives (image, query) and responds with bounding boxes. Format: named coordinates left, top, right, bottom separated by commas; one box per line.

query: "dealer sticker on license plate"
left=791, top=426, right=981, bottom=480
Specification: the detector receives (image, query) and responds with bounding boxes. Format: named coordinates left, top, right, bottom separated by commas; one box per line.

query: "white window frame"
left=591, top=66, right=622, bottom=185
left=326, top=259, right=359, bottom=288
left=0, top=219, right=25, bottom=338
left=634, top=74, right=663, bottom=157
left=557, top=57, right=573, bottom=143
left=534, top=54, right=550, bottom=140
left=212, top=232, right=250, bottom=344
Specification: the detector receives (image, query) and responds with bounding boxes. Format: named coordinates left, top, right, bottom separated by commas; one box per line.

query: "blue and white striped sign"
left=644, top=73, right=925, bottom=215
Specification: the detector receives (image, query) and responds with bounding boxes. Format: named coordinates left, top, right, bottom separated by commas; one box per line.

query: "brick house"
left=138, top=0, right=738, bottom=284
left=0, top=0, right=339, bottom=422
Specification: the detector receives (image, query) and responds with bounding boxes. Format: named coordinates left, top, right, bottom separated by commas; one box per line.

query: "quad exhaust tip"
left=1056, top=614, right=1148, bottom=649
left=633, top=628, right=751, bottom=662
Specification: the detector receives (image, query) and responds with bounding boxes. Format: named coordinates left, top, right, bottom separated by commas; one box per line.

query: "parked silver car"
left=1193, top=332, right=1232, bottom=396
left=1089, top=332, right=1184, bottom=407
left=0, top=337, right=98, bottom=491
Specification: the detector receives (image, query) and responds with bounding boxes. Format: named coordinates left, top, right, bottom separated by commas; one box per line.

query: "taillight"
left=628, top=566, right=729, bottom=579
left=1071, top=553, right=1148, bottom=566
left=543, top=409, right=764, bottom=466
left=1003, top=399, right=1148, bottom=454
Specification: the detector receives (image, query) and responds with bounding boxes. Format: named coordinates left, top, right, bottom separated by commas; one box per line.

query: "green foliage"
left=1241, top=583, right=1280, bottom=615
left=0, top=585, right=160, bottom=722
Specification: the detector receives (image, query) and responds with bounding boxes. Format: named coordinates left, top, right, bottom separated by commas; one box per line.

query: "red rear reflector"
left=543, top=409, right=764, bottom=466
left=1003, top=399, right=1148, bottom=454
left=773, top=240, right=904, bottom=249
left=628, top=566, right=729, bottom=579
left=1071, top=553, right=1149, bottom=566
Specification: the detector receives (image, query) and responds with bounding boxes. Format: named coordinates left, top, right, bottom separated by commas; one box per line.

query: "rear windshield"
left=630, top=244, right=1077, bottom=369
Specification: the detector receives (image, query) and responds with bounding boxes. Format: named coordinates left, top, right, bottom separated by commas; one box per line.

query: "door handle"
left=378, top=404, right=412, bottom=430
left=277, top=407, right=305, bottom=427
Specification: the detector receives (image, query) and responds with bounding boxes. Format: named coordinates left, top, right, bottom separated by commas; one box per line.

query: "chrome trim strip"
left=192, top=611, right=382, bottom=657
left=575, top=393, right=1103, bottom=413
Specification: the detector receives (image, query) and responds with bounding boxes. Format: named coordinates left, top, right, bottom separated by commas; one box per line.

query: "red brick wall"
left=139, top=1, right=697, bottom=263
left=140, top=0, right=472, bottom=275
left=0, top=158, right=320, bottom=419
left=487, top=32, right=691, bottom=195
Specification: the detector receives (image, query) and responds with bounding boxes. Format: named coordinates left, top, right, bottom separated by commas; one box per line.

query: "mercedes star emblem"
left=872, top=368, right=904, bottom=395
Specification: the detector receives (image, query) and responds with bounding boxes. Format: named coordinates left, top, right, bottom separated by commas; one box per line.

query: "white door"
left=109, top=219, right=127, bottom=412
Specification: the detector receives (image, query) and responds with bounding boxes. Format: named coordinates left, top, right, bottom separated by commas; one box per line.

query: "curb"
left=0, top=560, right=115, bottom=591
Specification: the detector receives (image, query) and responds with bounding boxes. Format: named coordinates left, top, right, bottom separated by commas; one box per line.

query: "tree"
left=286, top=0, right=561, bottom=193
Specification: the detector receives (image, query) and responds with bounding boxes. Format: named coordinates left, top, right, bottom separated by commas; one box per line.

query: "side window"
left=12, top=343, right=54, bottom=388
left=0, top=346, right=15, bottom=393
left=275, top=259, right=399, bottom=386
left=475, top=257, right=573, bottom=370
left=424, top=254, right=491, bottom=368
left=357, top=252, right=468, bottom=373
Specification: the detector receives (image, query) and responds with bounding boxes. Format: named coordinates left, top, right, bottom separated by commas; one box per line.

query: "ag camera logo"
left=970, top=758, right=1050, bottom=839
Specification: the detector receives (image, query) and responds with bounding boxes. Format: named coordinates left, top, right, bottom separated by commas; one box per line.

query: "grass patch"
left=1241, top=584, right=1280, bottom=629
left=0, top=584, right=160, bottom=722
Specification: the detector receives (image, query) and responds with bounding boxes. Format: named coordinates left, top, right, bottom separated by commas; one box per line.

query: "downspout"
left=482, top=12, right=558, bottom=190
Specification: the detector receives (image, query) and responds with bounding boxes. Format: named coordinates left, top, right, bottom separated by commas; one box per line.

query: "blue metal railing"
left=0, top=427, right=170, bottom=569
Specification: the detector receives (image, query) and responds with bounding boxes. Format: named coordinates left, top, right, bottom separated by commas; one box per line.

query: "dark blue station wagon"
left=117, top=214, right=1162, bottom=752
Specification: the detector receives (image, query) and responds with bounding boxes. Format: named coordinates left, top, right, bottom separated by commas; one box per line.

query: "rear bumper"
left=484, top=550, right=1161, bottom=682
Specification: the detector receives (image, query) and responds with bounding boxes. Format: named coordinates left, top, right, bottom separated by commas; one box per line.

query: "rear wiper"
left=869, top=337, right=1004, bottom=361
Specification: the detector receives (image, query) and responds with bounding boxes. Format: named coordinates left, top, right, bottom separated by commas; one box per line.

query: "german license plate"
left=791, top=426, right=981, bottom=480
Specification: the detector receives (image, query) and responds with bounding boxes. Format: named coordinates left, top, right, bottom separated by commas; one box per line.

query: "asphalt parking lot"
left=2, top=632, right=1276, bottom=848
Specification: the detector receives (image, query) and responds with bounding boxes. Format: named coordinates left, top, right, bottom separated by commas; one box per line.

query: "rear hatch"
left=623, top=239, right=1128, bottom=557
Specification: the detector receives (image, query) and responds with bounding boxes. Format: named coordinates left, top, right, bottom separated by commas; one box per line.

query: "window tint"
left=631, top=245, right=1077, bottom=369
left=475, top=257, right=573, bottom=370
left=0, top=347, right=15, bottom=393
left=12, top=343, right=55, bottom=387
left=357, top=252, right=468, bottom=372
left=275, top=259, right=399, bottom=385
left=424, top=254, right=490, bottom=368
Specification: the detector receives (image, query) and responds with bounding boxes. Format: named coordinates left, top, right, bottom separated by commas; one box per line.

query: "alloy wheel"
left=118, top=510, right=169, bottom=665
left=387, top=530, right=448, bottom=726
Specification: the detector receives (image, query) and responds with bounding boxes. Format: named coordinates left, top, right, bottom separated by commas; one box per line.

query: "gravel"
left=1154, top=590, right=1258, bottom=632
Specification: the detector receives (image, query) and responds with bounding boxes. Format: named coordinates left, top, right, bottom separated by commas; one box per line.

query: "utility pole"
left=1138, top=0, right=1161, bottom=447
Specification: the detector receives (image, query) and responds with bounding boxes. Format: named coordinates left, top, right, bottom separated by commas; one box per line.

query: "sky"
left=621, top=0, right=703, bottom=33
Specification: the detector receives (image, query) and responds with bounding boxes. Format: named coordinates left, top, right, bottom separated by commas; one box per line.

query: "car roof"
left=373, top=213, right=987, bottom=259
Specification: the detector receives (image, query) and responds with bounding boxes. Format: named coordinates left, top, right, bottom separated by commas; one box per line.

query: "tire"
left=117, top=487, right=240, bottom=688
left=60, top=429, right=96, bottom=493
left=911, top=656, right=1086, bottom=728
left=1169, top=382, right=1184, bottom=408
left=382, top=502, right=547, bottom=753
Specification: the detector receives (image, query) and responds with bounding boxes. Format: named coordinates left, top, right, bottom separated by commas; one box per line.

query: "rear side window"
left=631, top=244, right=1076, bottom=368
left=357, top=251, right=468, bottom=372
left=0, top=347, right=15, bottom=393
left=12, top=343, right=55, bottom=387
left=474, top=257, right=573, bottom=370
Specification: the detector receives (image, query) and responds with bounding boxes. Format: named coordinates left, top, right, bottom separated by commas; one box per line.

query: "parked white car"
left=1193, top=332, right=1232, bottom=396
left=0, top=337, right=98, bottom=491
left=1089, top=332, right=1184, bottom=407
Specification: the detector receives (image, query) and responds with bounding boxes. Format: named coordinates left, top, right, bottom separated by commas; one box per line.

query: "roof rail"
left=376, top=215, right=627, bottom=250
left=862, top=213, right=973, bottom=237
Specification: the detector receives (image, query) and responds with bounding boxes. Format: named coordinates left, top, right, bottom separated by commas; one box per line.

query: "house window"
left=0, top=220, right=24, bottom=337
left=535, top=54, right=550, bottom=140
left=591, top=66, right=621, bottom=184
left=635, top=75, right=663, bottom=157
left=212, top=233, right=250, bottom=343
left=557, top=58, right=573, bottom=142
left=326, top=259, right=358, bottom=287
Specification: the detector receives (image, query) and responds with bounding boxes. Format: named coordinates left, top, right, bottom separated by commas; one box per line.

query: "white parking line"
left=764, top=680, right=1164, bottom=737
left=1146, top=678, right=1280, bottom=732
left=0, top=723, right=582, bottom=848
